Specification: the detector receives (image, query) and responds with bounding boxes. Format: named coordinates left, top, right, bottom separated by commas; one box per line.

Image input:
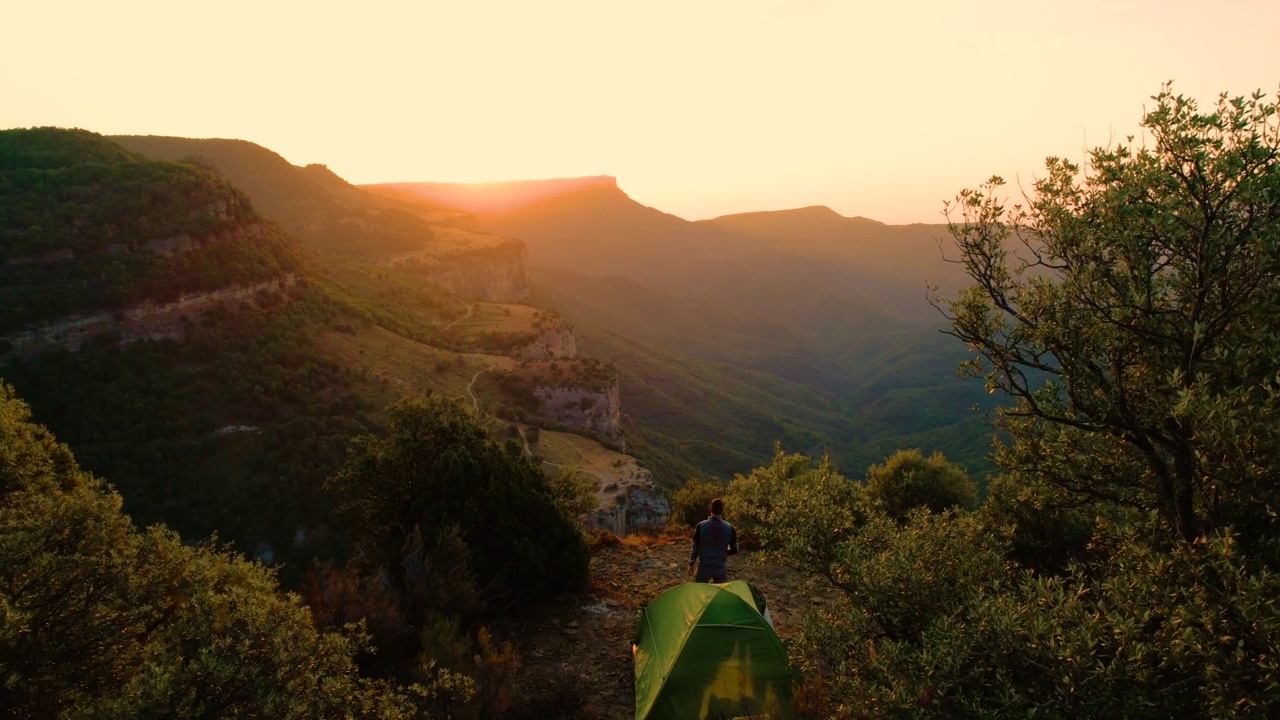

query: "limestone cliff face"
left=412, top=240, right=529, bottom=302
left=2, top=275, right=296, bottom=358
left=516, top=326, right=577, bottom=360
left=141, top=222, right=266, bottom=256
left=533, top=378, right=620, bottom=438
left=6, top=221, right=267, bottom=266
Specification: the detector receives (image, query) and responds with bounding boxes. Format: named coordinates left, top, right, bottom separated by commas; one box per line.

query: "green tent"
left=633, top=580, right=794, bottom=720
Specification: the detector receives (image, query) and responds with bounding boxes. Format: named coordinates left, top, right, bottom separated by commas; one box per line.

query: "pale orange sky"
left=2, top=1, right=1276, bottom=224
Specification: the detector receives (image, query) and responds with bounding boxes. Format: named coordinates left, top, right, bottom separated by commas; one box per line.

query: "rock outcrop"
left=588, top=482, right=670, bottom=535
left=395, top=240, right=529, bottom=302
left=2, top=275, right=296, bottom=358
left=7, top=220, right=264, bottom=267
left=516, top=326, right=577, bottom=360
left=143, top=222, right=266, bottom=256
left=533, top=378, right=621, bottom=438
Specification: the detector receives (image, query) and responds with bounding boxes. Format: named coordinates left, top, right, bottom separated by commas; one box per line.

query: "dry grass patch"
left=535, top=429, right=650, bottom=512
left=619, top=531, right=680, bottom=549
left=316, top=325, right=484, bottom=402
left=429, top=225, right=511, bottom=251
left=375, top=226, right=511, bottom=268
left=448, top=303, right=542, bottom=344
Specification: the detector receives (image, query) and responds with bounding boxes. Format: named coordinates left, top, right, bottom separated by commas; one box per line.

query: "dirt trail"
left=467, top=363, right=493, bottom=412
left=444, top=303, right=475, bottom=332
left=500, top=535, right=822, bottom=719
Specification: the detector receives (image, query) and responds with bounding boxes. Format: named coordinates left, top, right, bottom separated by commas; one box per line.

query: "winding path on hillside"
left=466, top=362, right=493, bottom=412
left=444, top=303, right=475, bottom=333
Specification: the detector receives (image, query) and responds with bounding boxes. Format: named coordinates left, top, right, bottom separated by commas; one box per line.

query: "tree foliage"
left=0, top=128, right=300, bottom=334
left=862, top=448, right=977, bottom=521
left=791, top=516, right=1280, bottom=718
left=728, top=448, right=867, bottom=585
left=939, top=85, right=1280, bottom=547
left=326, top=395, right=588, bottom=610
left=745, top=87, right=1280, bottom=718
left=669, top=477, right=727, bottom=528
left=0, top=383, right=412, bottom=718
left=2, top=283, right=380, bottom=577
left=545, top=466, right=599, bottom=524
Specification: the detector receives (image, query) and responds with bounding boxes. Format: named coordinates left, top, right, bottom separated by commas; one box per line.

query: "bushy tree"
left=795, top=517, right=1280, bottom=719
left=763, top=85, right=1280, bottom=718
left=790, top=511, right=1011, bottom=716
left=0, top=382, right=412, bottom=718
left=670, top=478, right=727, bottom=528
left=728, top=447, right=1010, bottom=716
left=862, top=448, right=978, bottom=521
left=545, top=466, right=599, bottom=524
left=727, top=447, right=867, bottom=586
left=939, top=85, right=1280, bottom=548
left=979, top=470, right=1098, bottom=575
left=325, top=395, right=588, bottom=610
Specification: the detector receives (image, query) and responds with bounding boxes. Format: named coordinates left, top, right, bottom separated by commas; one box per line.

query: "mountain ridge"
left=366, top=175, right=618, bottom=215
left=708, top=204, right=884, bottom=226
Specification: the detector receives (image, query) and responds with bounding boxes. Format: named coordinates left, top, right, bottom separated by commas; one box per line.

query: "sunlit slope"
left=530, top=267, right=854, bottom=391
left=396, top=178, right=911, bottom=349
left=113, top=135, right=460, bottom=257
left=480, top=179, right=755, bottom=279
left=379, top=175, right=998, bottom=478
left=701, top=206, right=968, bottom=313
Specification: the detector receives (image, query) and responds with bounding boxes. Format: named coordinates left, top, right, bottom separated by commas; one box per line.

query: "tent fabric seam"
left=636, top=581, right=792, bottom=720
left=657, top=588, right=716, bottom=686
left=637, top=586, right=719, bottom=719
left=642, top=584, right=777, bottom=718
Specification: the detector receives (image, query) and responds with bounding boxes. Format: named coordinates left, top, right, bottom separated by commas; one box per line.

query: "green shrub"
left=863, top=448, right=978, bottom=521
left=545, top=466, right=598, bottom=523
left=326, top=395, right=588, bottom=609
left=0, top=383, right=412, bottom=718
left=670, top=478, right=725, bottom=528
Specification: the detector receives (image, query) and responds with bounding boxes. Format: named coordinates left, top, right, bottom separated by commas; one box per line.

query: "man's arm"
left=726, top=525, right=738, bottom=556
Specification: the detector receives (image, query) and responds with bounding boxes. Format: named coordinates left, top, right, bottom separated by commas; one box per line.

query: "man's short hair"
left=710, top=497, right=724, bottom=516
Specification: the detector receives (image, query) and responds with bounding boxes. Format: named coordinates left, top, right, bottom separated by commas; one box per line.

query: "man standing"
left=687, top=497, right=738, bottom=583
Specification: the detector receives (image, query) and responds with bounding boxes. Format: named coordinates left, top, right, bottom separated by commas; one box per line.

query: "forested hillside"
left=0, top=131, right=597, bottom=719
left=0, top=128, right=299, bottom=335
left=530, top=272, right=1000, bottom=483
left=0, top=130, right=465, bottom=578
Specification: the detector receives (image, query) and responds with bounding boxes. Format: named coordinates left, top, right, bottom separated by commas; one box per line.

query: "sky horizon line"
left=359, top=172, right=915, bottom=223
left=4, top=1, right=1277, bottom=225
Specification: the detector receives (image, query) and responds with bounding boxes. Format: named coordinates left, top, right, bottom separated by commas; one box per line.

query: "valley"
left=389, top=175, right=1004, bottom=480
left=0, top=126, right=1002, bottom=718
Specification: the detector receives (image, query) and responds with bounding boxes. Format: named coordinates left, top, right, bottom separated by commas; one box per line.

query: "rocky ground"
left=497, top=532, right=824, bottom=719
